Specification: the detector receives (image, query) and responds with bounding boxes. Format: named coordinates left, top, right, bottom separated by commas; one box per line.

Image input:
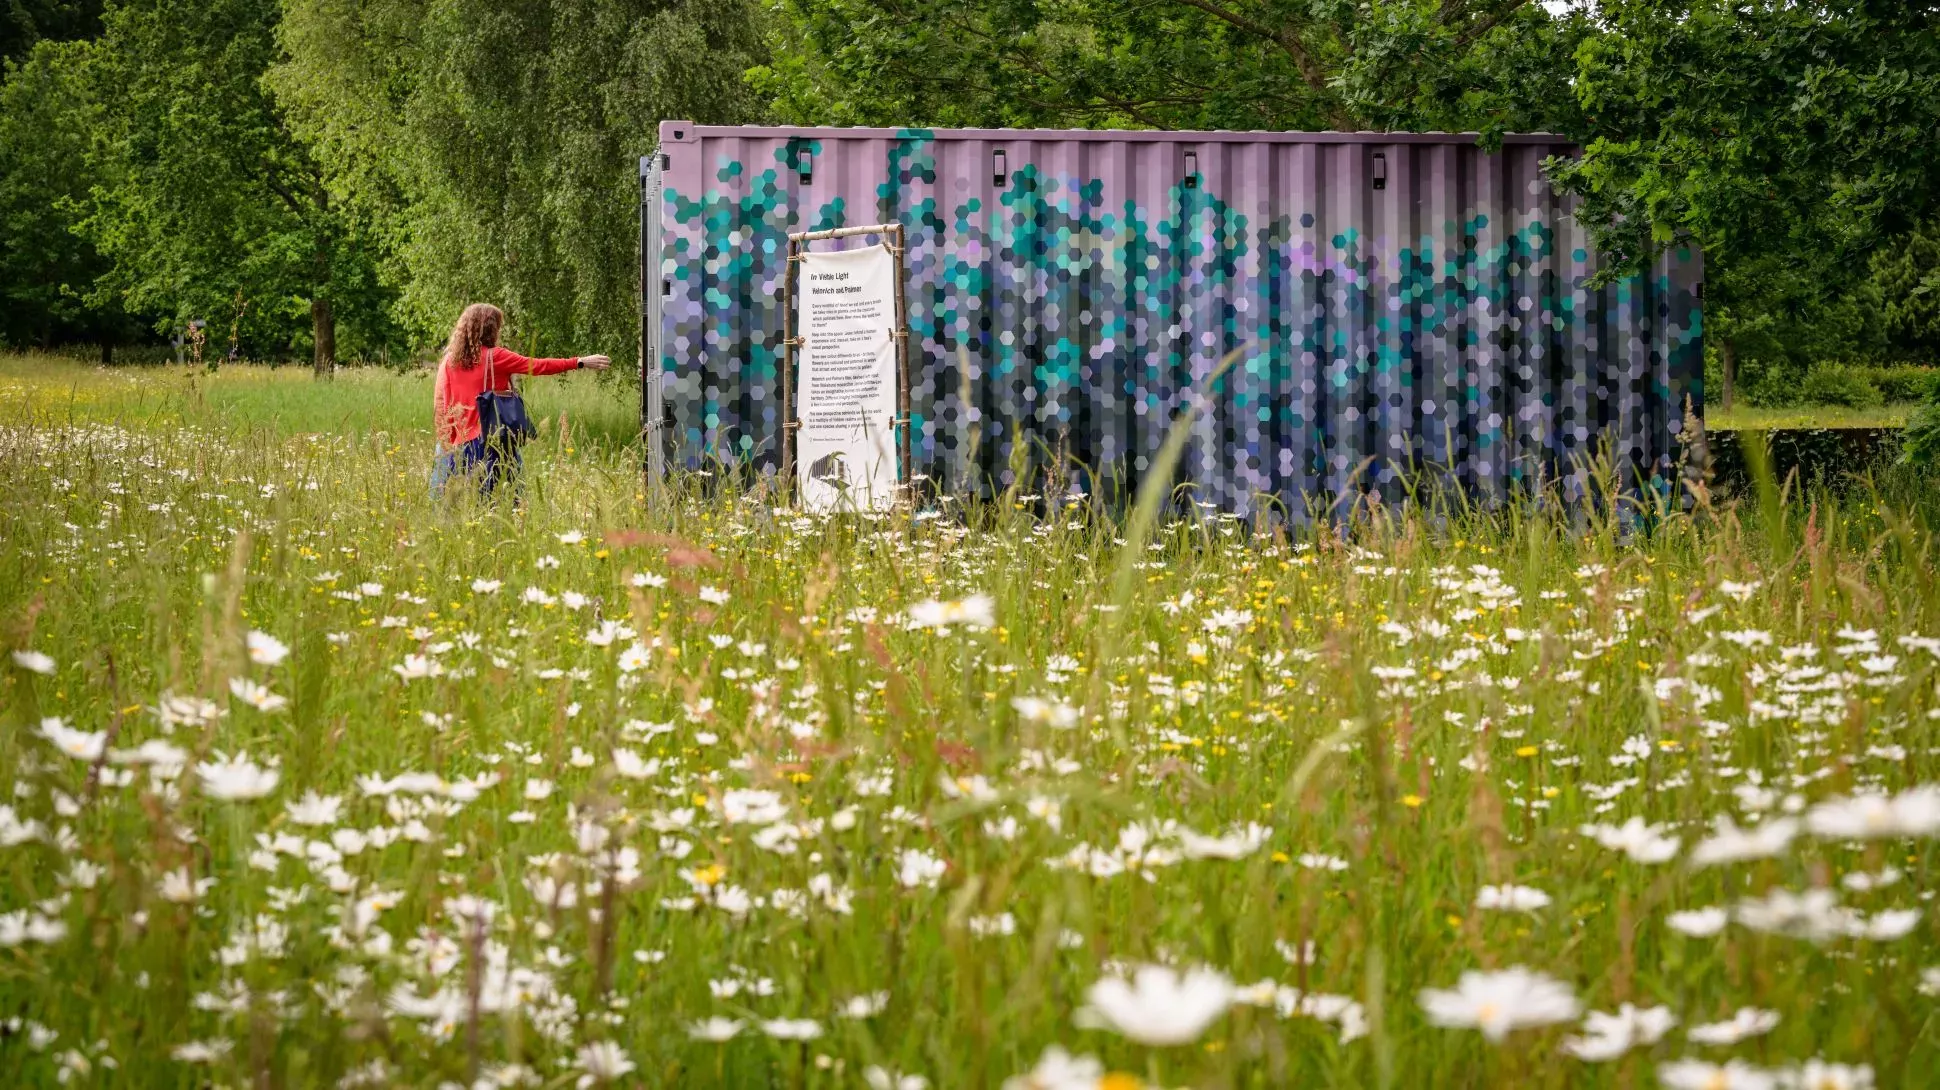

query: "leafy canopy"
left=270, top=0, right=768, bottom=363
left=756, top=0, right=1585, bottom=136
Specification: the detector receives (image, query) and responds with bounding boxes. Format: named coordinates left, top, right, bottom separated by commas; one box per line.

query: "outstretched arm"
left=493, top=349, right=609, bottom=375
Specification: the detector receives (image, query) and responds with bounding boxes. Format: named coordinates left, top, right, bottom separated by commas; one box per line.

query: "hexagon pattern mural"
left=648, top=124, right=1702, bottom=515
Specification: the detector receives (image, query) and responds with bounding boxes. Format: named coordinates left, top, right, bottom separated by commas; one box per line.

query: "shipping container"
left=640, top=122, right=1702, bottom=515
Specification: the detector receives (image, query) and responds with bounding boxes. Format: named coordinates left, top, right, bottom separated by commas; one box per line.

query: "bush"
left=1797, top=364, right=1885, bottom=408
left=1855, top=365, right=1939, bottom=403
left=1739, top=360, right=1811, bottom=408
left=1905, top=402, right=1940, bottom=465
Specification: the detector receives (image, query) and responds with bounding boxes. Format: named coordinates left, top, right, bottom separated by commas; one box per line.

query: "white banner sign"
left=796, top=244, right=899, bottom=513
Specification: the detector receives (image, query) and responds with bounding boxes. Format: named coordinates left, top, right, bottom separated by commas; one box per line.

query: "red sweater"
left=434, top=347, right=579, bottom=447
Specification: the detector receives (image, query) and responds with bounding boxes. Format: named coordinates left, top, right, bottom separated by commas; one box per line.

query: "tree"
left=756, top=0, right=1587, bottom=134
left=1870, top=223, right=1940, bottom=365
left=1549, top=0, right=1940, bottom=407
left=0, top=1, right=144, bottom=352
left=1887, top=222, right=1940, bottom=465
left=1699, top=253, right=1888, bottom=410
left=270, top=0, right=768, bottom=365
left=78, top=0, right=392, bottom=373
left=1, top=0, right=103, bottom=63
left=0, top=41, right=128, bottom=349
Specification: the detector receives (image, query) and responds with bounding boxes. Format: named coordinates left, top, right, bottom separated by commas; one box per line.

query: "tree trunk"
left=311, top=215, right=335, bottom=378
left=1719, top=337, right=1736, bottom=413
left=312, top=295, right=335, bottom=379
left=100, top=341, right=113, bottom=365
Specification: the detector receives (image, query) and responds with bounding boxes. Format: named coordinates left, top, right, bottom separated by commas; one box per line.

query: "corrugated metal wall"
left=648, top=123, right=1702, bottom=514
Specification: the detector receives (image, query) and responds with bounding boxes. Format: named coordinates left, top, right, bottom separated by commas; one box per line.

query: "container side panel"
left=657, top=123, right=1701, bottom=514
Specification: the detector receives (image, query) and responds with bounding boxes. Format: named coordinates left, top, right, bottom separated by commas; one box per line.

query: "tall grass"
left=0, top=353, right=643, bottom=449
left=0, top=356, right=1935, bottom=1088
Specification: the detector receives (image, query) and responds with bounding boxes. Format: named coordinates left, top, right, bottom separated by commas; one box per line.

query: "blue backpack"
left=475, top=346, right=538, bottom=447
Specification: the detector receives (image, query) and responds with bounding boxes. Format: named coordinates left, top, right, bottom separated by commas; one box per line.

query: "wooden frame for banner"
left=780, top=223, right=911, bottom=504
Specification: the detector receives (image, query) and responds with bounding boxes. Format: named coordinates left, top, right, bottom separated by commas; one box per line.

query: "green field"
left=1707, top=403, right=1918, bottom=431
left=1, top=355, right=1937, bottom=1088
left=0, top=353, right=643, bottom=449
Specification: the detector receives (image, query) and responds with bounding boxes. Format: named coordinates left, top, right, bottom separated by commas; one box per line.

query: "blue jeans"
left=431, top=436, right=522, bottom=499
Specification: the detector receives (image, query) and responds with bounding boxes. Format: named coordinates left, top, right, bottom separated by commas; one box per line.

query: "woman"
left=432, top=303, right=609, bottom=496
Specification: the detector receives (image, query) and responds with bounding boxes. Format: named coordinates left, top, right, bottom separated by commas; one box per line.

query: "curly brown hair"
left=440, top=303, right=504, bottom=371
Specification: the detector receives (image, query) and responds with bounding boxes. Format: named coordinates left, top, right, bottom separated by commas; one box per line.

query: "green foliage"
left=270, top=0, right=768, bottom=367
left=1704, top=252, right=1889, bottom=408
left=1706, top=402, right=1914, bottom=432
left=1907, top=333, right=1940, bottom=468
left=1905, top=401, right=1940, bottom=465
left=1549, top=1, right=1940, bottom=406
left=0, top=41, right=131, bottom=348
left=1738, top=364, right=1940, bottom=412
left=0, top=0, right=103, bottom=63
left=73, top=0, right=397, bottom=369
left=0, top=4, right=139, bottom=351
left=1740, top=365, right=1937, bottom=412
left=756, top=0, right=1586, bottom=133
left=1855, top=366, right=1939, bottom=404
left=1795, top=364, right=1885, bottom=410
left=1554, top=1, right=1940, bottom=275
left=1870, top=221, right=1940, bottom=364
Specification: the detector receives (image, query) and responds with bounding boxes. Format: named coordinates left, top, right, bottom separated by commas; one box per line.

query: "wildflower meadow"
left=2, top=355, right=1937, bottom=1089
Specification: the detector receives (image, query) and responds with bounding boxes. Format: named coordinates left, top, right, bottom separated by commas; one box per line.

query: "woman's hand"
left=577, top=355, right=612, bottom=371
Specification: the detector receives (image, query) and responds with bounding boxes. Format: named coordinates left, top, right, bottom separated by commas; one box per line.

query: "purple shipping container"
left=641, top=122, right=1702, bottom=515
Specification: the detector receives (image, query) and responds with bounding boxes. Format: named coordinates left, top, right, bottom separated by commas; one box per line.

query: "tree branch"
left=1165, top=0, right=1354, bottom=127
left=258, top=161, right=313, bottom=221
left=914, top=7, right=1180, bottom=128
left=1452, top=0, right=1532, bottom=48
left=893, top=69, right=1200, bottom=128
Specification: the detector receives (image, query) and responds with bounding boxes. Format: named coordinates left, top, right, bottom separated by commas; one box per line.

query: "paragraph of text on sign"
left=795, top=244, right=898, bottom=513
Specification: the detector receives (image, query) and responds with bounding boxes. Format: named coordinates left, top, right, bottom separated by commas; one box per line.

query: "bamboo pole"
left=790, top=224, right=903, bottom=243
left=891, top=224, right=912, bottom=492
left=781, top=237, right=799, bottom=491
